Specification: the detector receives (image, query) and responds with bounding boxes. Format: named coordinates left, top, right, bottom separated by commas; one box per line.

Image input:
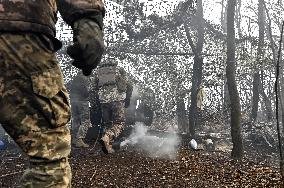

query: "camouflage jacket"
left=90, top=66, right=133, bottom=104
left=0, top=0, right=105, bottom=44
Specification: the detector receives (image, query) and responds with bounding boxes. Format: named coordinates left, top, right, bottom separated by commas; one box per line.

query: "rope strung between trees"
left=274, top=20, right=284, bottom=181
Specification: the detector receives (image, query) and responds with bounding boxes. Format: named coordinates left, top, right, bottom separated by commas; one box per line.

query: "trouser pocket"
left=31, top=67, right=71, bottom=128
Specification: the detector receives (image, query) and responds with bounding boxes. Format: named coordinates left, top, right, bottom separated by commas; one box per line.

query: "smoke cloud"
left=121, top=122, right=180, bottom=159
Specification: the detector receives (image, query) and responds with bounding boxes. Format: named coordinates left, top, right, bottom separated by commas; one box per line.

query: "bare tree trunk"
left=275, top=20, right=284, bottom=181
left=177, top=96, right=187, bottom=133
left=260, top=71, right=273, bottom=121
left=188, top=56, right=203, bottom=136
left=251, top=0, right=265, bottom=122
left=264, top=1, right=277, bottom=122
left=236, top=0, right=242, bottom=38
left=279, top=77, right=284, bottom=135
left=251, top=72, right=260, bottom=121
left=265, top=1, right=284, bottom=135
left=264, top=2, right=277, bottom=65
left=221, top=0, right=228, bottom=33
left=221, top=1, right=230, bottom=115
left=223, top=80, right=230, bottom=117
left=185, top=0, right=205, bottom=137
left=226, top=0, right=243, bottom=159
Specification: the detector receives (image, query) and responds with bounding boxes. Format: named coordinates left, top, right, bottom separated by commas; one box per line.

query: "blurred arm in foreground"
left=0, top=0, right=104, bottom=187
left=58, top=0, right=106, bottom=76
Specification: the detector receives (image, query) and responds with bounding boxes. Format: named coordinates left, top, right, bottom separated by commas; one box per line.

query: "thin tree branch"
left=274, top=20, right=284, bottom=181
left=184, top=23, right=197, bottom=55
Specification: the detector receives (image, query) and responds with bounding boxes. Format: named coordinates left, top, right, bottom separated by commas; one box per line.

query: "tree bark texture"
left=236, top=0, right=242, bottom=38
left=188, top=56, right=203, bottom=136
left=177, top=96, right=187, bottom=133
left=226, top=0, right=244, bottom=159
left=251, top=72, right=260, bottom=121
left=185, top=0, right=205, bottom=137
left=223, top=80, right=230, bottom=116
left=221, top=0, right=227, bottom=33
left=260, top=71, right=273, bottom=121
left=250, top=0, right=265, bottom=122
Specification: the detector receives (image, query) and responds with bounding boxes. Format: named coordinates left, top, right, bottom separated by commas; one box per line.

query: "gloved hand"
left=67, top=18, right=105, bottom=76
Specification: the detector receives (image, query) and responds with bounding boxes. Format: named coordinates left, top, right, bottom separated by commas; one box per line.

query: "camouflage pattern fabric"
left=58, top=0, right=105, bottom=28
left=89, top=87, right=102, bottom=126
left=90, top=65, right=132, bottom=145
left=67, top=18, right=105, bottom=76
left=98, top=86, right=127, bottom=104
left=101, top=101, right=125, bottom=143
left=0, top=33, right=71, bottom=188
left=96, top=66, right=128, bottom=103
left=71, top=100, right=92, bottom=140
left=0, top=0, right=105, bottom=38
left=97, top=66, right=117, bottom=87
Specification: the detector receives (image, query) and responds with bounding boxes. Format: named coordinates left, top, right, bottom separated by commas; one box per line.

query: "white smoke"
left=121, top=122, right=180, bottom=159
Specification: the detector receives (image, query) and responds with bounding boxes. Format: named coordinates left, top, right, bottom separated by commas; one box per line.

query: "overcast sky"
left=56, top=0, right=283, bottom=43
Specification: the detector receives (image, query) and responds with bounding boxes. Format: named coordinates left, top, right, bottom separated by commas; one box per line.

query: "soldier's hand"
left=67, top=19, right=105, bottom=76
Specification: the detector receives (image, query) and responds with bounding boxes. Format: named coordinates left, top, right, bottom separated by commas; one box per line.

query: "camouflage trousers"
left=71, top=100, right=91, bottom=140
left=0, top=33, right=72, bottom=188
left=101, top=101, right=125, bottom=144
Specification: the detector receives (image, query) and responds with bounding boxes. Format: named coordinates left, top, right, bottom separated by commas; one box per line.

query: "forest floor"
left=0, top=144, right=283, bottom=188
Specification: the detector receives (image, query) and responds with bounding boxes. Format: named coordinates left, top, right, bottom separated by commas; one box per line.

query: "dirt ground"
left=0, top=144, right=283, bottom=188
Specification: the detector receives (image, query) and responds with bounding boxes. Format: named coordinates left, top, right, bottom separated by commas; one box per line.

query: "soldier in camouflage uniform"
left=0, top=1, right=105, bottom=187
left=70, top=71, right=92, bottom=148
left=91, top=57, right=133, bottom=154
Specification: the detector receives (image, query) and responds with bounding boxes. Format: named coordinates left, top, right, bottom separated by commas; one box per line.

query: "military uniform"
left=0, top=1, right=104, bottom=187
left=70, top=72, right=91, bottom=147
left=91, top=59, right=133, bottom=154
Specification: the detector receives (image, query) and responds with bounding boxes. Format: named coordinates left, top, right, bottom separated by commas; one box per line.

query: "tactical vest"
left=97, top=66, right=127, bottom=93
left=97, top=66, right=117, bottom=87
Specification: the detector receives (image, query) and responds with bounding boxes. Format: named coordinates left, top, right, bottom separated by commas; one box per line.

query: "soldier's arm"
left=57, top=0, right=105, bottom=75
left=57, top=0, right=105, bottom=29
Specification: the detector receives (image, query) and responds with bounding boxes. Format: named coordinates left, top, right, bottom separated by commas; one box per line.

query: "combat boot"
left=75, top=138, right=89, bottom=148
left=100, top=135, right=115, bottom=154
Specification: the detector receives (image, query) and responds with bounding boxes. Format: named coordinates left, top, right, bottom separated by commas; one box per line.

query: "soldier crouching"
left=0, top=0, right=105, bottom=187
